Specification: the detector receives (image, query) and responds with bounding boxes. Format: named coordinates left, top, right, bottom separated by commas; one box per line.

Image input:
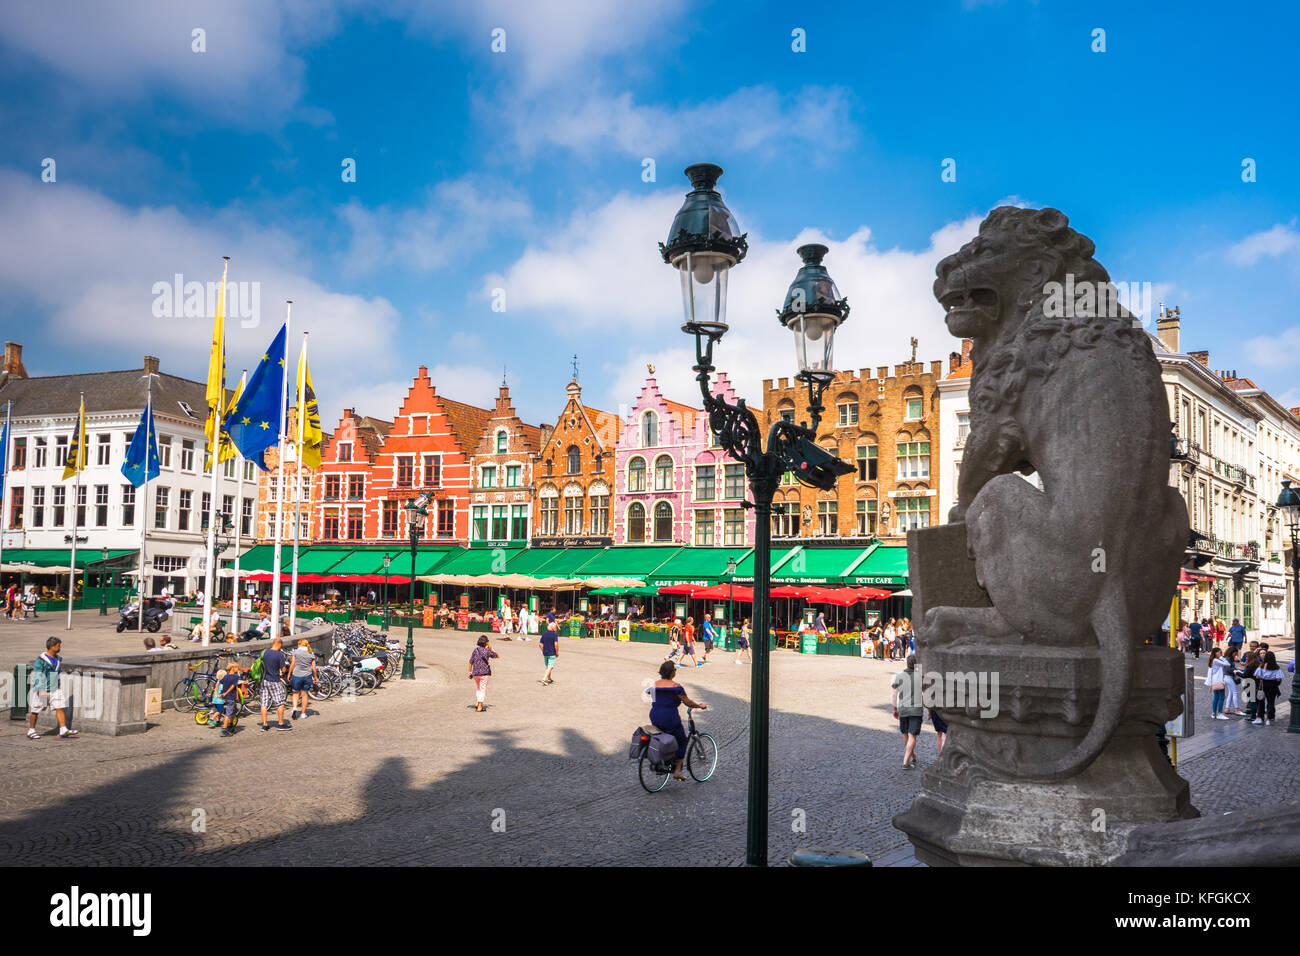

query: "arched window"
left=654, top=454, right=674, bottom=491
left=496, top=430, right=507, bottom=453
left=653, top=501, right=673, bottom=542
left=642, top=411, right=658, bottom=448
left=903, top=386, right=924, bottom=421
left=627, top=502, right=646, bottom=541
left=627, top=456, right=646, bottom=492
left=566, top=444, right=581, bottom=475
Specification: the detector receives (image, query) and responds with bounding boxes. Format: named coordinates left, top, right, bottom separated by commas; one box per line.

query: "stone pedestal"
left=893, top=525, right=1198, bottom=866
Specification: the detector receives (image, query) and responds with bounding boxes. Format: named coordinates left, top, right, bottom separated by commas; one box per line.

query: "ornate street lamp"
left=383, top=554, right=392, bottom=633
left=726, top=556, right=738, bottom=643
left=661, top=164, right=854, bottom=866
left=1277, top=480, right=1300, bottom=733
left=402, top=492, right=433, bottom=680
left=98, top=546, right=109, bottom=616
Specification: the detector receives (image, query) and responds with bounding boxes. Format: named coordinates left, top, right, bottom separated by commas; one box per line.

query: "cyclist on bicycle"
left=649, top=661, right=707, bottom=782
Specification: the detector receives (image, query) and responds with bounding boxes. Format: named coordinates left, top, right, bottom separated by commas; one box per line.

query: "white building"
left=1152, top=308, right=1263, bottom=636
left=937, top=341, right=972, bottom=518
left=0, top=346, right=258, bottom=598
left=1221, top=376, right=1300, bottom=642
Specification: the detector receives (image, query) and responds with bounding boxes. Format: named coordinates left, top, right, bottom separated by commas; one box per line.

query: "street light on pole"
left=660, top=164, right=854, bottom=866
left=726, top=556, right=738, bottom=644
left=1276, top=479, right=1300, bottom=733
left=402, top=492, right=433, bottom=680
left=98, top=546, right=109, bottom=616
left=383, top=554, right=392, bottom=633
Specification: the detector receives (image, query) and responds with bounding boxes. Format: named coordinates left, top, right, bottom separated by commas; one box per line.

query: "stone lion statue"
left=928, top=206, right=1188, bottom=781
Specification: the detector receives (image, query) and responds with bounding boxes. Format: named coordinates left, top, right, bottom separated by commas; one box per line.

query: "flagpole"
left=271, top=301, right=292, bottom=641
left=0, top=401, right=11, bottom=596
left=139, top=380, right=152, bottom=634
left=66, top=393, right=83, bottom=631
left=290, top=333, right=307, bottom=634
left=201, top=257, right=228, bottom=647
left=231, top=370, right=247, bottom=637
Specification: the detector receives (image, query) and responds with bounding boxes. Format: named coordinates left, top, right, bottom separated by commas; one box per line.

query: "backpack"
left=627, top=726, right=653, bottom=759
left=647, top=732, right=678, bottom=766
left=249, top=656, right=264, bottom=682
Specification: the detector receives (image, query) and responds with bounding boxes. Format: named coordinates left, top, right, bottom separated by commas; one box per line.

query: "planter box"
left=820, top=640, right=860, bottom=656
left=630, top=627, right=670, bottom=644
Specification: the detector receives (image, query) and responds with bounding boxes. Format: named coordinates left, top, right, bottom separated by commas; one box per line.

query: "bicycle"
left=636, top=707, right=717, bottom=793
left=171, top=658, right=223, bottom=713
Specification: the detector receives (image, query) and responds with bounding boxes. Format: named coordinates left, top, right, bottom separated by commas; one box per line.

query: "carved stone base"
left=892, top=642, right=1198, bottom=866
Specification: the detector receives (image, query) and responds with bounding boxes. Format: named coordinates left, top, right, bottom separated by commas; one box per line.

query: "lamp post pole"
left=402, top=493, right=430, bottom=680
left=383, top=555, right=391, bottom=633
left=1278, top=480, right=1300, bottom=733
left=98, top=546, right=109, bottom=616
left=660, top=164, right=853, bottom=866
left=726, top=557, right=737, bottom=646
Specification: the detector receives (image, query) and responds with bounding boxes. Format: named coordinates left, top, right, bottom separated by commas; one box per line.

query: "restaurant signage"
left=530, top=536, right=612, bottom=549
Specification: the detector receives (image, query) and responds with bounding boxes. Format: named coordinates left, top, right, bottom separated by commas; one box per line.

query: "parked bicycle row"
left=170, top=625, right=402, bottom=735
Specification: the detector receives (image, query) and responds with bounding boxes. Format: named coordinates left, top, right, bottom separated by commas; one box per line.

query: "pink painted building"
left=613, top=373, right=754, bottom=546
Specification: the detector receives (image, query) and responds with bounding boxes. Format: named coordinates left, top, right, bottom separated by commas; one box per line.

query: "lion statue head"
left=934, top=206, right=1147, bottom=412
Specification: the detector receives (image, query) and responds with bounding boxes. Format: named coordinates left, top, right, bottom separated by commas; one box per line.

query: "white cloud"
left=1244, top=327, right=1300, bottom=370
left=0, top=0, right=337, bottom=122
left=486, top=186, right=989, bottom=410
left=0, top=169, right=399, bottom=424
left=336, top=177, right=531, bottom=277
left=1227, top=224, right=1300, bottom=267
left=507, top=85, right=856, bottom=160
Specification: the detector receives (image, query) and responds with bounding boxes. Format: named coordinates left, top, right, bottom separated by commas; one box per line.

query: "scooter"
left=116, top=599, right=169, bottom=633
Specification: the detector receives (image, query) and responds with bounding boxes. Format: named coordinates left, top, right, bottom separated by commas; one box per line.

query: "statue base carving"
left=893, top=525, right=1199, bottom=866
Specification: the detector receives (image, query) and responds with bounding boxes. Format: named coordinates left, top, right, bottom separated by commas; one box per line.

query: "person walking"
left=22, top=586, right=38, bottom=620
left=648, top=660, right=707, bottom=782
left=213, top=661, right=244, bottom=738
left=1253, top=652, right=1284, bottom=726
left=736, top=618, right=752, bottom=664
left=891, top=653, right=924, bottom=768
left=1241, top=649, right=1261, bottom=721
left=26, top=637, right=78, bottom=740
left=680, top=617, right=699, bottom=668
left=1187, top=618, right=1203, bottom=659
left=700, top=617, right=717, bottom=664
left=929, top=707, right=948, bottom=755
left=469, top=635, right=498, bottom=712
left=539, top=617, right=559, bottom=684
left=1226, top=618, right=1246, bottom=655
left=288, top=638, right=318, bottom=720
left=4, top=582, right=16, bottom=619
left=1206, top=647, right=1228, bottom=720
left=1221, top=645, right=1243, bottom=716
left=258, top=636, right=291, bottom=731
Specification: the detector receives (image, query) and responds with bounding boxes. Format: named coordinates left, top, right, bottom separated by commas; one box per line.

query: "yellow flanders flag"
left=217, top=371, right=246, bottom=464
left=204, top=259, right=228, bottom=469
left=296, top=338, right=323, bottom=469
left=62, top=395, right=87, bottom=481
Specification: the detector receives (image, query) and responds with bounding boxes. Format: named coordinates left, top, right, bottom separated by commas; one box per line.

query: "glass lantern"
left=660, top=164, right=748, bottom=337
left=777, top=244, right=849, bottom=378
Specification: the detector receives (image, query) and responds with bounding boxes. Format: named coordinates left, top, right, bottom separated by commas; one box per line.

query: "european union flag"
left=121, top=403, right=160, bottom=488
left=223, top=322, right=288, bottom=471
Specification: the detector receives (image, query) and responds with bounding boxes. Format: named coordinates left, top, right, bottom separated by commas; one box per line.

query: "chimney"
left=876, top=366, right=888, bottom=379
left=1188, top=350, right=1209, bottom=366
left=143, top=355, right=159, bottom=375
left=930, top=359, right=942, bottom=378
left=1156, top=304, right=1180, bottom=353
left=961, top=338, right=973, bottom=365
left=2, top=342, right=27, bottom=379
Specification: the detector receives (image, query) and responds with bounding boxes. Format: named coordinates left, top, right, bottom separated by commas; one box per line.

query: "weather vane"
left=571, top=353, right=579, bottom=381
left=910, top=336, right=918, bottom=364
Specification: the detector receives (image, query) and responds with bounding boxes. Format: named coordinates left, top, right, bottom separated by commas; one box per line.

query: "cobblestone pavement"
left=0, top=625, right=1292, bottom=866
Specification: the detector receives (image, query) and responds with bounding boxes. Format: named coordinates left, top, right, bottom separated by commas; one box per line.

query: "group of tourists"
left=3, top=583, right=40, bottom=620
left=1205, top=641, right=1287, bottom=725
left=890, top=653, right=947, bottom=769
left=467, top=607, right=567, bottom=711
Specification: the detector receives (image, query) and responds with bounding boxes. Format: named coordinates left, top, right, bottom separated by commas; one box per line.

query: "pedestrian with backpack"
left=258, top=636, right=291, bottom=731
left=26, top=637, right=78, bottom=740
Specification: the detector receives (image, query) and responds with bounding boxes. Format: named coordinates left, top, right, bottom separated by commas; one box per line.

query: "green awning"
left=573, top=546, right=681, bottom=578
left=508, top=547, right=607, bottom=577
left=844, top=545, right=909, bottom=587
left=772, top=546, right=874, bottom=584
left=590, top=585, right=660, bottom=596
left=235, top=545, right=277, bottom=572
left=2, top=548, right=135, bottom=569
left=385, top=548, right=457, bottom=578
left=431, top=546, right=525, bottom=576
left=290, top=547, right=355, bottom=574
left=646, top=546, right=752, bottom=585
left=732, top=547, right=800, bottom=583
left=327, top=548, right=405, bottom=576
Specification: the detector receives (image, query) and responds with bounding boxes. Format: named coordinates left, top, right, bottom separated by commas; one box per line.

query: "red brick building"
left=365, top=366, right=492, bottom=545
left=468, top=383, right=542, bottom=545
left=315, top=409, right=390, bottom=543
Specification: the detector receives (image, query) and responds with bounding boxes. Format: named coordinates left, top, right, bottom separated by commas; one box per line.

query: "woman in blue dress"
left=649, top=660, right=708, bottom=781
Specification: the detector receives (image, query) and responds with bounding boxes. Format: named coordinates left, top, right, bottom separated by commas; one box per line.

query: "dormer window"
left=496, top=430, right=507, bottom=453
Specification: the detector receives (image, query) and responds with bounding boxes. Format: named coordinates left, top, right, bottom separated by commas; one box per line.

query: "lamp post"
left=403, top=492, right=432, bottom=680
left=661, top=164, right=854, bottom=866
left=383, top=554, right=392, bottom=633
left=1277, top=480, right=1300, bottom=733
left=726, top=556, right=737, bottom=644
left=98, top=546, right=109, bottom=616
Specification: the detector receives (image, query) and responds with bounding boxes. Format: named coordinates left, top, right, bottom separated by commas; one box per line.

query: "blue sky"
left=1, top=0, right=1297, bottom=429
